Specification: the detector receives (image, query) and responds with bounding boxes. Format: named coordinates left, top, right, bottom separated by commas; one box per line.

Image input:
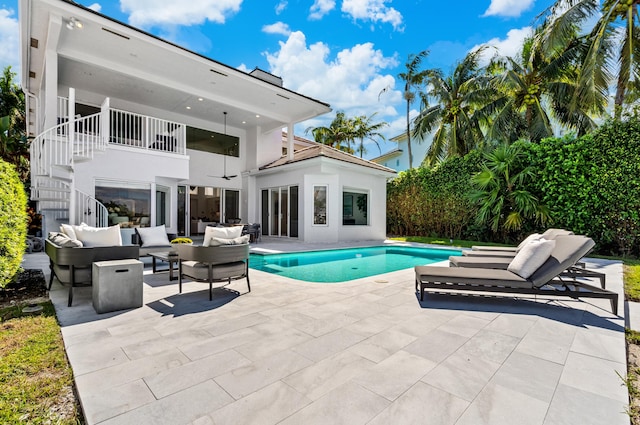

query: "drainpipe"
left=287, top=123, right=294, bottom=161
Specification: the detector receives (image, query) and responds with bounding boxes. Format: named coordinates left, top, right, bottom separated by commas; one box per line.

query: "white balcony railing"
left=109, top=108, right=186, bottom=155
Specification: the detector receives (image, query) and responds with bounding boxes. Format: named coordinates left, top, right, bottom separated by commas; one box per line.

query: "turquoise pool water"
left=249, top=246, right=462, bottom=283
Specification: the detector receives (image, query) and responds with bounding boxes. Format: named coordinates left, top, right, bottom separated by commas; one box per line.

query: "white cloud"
left=87, top=3, right=102, bottom=12
left=0, top=9, right=20, bottom=78
left=120, top=0, right=243, bottom=27
left=265, top=31, right=402, bottom=147
left=341, top=0, right=403, bottom=30
left=482, top=0, right=535, bottom=18
left=471, top=26, right=533, bottom=64
left=275, top=1, right=287, bottom=15
left=262, top=22, right=291, bottom=36
left=309, top=0, right=336, bottom=20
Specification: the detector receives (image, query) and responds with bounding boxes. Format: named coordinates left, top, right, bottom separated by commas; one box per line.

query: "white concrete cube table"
left=92, top=259, right=143, bottom=314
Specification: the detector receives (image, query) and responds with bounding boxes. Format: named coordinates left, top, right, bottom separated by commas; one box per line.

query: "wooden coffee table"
left=149, top=252, right=179, bottom=281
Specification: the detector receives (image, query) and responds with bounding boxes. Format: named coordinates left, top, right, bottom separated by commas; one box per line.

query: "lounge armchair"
left=415, top=235, right=618, bottom=314
left=469, top=228, right=574, bottom=252
left=451, top=236, right=606, bottom=288
left=175, top=244, right=250, bottom=300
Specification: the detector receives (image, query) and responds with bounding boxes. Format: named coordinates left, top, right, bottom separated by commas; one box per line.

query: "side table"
left=92, top=259, right=143, bottom=314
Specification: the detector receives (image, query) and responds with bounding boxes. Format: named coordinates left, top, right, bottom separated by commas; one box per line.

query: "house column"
left=43, top=14, right=62, bottom=130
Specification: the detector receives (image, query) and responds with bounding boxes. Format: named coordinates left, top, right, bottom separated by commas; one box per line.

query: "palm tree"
left=413, top=47, right=493, bottom=166
left=485, top=34, right=600, bottom=143
left=353, top=113, right=387, bottom=158
left=538, top=0, right=639, bottom=118
left=397, top=50, right=430, bottom=169
left=306, top=111, right=355, bottom=153
left=469, top=144, right=551, bottom=233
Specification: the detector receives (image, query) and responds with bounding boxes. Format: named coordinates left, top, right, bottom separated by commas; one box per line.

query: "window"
left=96, top=181, right=151, bottom=228
left=313, top=186, right=327, bottom=225
left=156, top=185, right=170, bottom=227
left=396, top=159, right=399, bottom=166
left=343, top=190, right=368, bottom=225
left=186, top=126, right=239, bottom=157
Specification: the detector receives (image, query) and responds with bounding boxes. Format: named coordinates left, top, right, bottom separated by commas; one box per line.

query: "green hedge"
left=529, top=117, right=640, bottom=256
left=387, top=151, right=484, bottom=239
left=0, top=159, right=27, bottom=288
left=388, top=116, right=640, bottom=256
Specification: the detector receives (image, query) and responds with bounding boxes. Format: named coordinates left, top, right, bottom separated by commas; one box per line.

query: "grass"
left=388, top=236, right=510, bottom=249
left=625, top=259, right=640, bottom=302
left=0, top=301, right=82, bottom=424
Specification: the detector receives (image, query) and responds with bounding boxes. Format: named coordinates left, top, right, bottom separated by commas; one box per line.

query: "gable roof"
left=370, top=148, right=403, bottom=163
left=261, top=144, right=396, bottom=174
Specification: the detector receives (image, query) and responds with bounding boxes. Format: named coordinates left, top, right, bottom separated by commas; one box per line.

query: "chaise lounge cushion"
left=516, top=233, right=542, bottom=251
left=507, top=238, right=556, bottom=279
left=135, top=224, right=171, bottom=247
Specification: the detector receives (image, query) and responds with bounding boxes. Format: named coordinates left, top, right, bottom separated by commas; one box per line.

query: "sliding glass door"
left=262, top=186, right=297, bottom=237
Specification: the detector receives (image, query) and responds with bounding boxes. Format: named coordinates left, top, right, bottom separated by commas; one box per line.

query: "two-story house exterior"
left=20, top=0, right=395, bottom=243
left=370, top=132, right=433, bottom=172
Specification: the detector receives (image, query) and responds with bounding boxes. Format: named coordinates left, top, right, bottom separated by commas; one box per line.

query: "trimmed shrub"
left=0, top=158, right=27, bottom=288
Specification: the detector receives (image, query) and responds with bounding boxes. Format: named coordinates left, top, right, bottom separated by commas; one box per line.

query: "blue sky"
left=0, top=0, right=556, bottom=158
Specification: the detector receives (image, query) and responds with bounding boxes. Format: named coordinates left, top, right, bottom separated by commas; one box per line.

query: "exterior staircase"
left=30, top=92, right=110, bottom=231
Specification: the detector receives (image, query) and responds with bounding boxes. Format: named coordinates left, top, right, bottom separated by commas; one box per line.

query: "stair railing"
left=75, top=189, right=108, bottom=228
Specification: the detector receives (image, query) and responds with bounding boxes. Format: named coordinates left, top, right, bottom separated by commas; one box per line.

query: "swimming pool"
left=249, top=246, right=462, bottom=283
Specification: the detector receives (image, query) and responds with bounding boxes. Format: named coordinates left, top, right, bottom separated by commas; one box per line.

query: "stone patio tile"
left=490, top=351, right=563, bottom=403
left=344, top=315, right=395, bottom=337
left=75, top=348, right=189, bottom=393
left=558, top=351, right=628, bottom=403
left=179, top=328, right=261, bottom=361
left=65, top=343, right=129, bottom=376
left=283, top=351, right=375, bottom=400
left=121, top=328, right=213, bottom=360
left=208, top=381, right=311, bottom=425
left=455, top=382, right=549, bottom=425
left=291, top=328, right=368, bottom=362
left=437, top=314, right=492, bottom=338
left=348, top=328, right=417, bottom=363
left=484, top=314, right=538, bottom=338
left=278, top=381, right=389, bottom=425
left=543, top=383, right=629, bottom=425
left=514, top=318, right=578, bottom=364
left=201, top=312, right=270, bottom=336
left=214, top=349, right=313, bottom=399
left=456, top=329, right=520, bottom=364
left=100, top=380, right=233, bottom=425
left=570, top=326, right=626, bottom=363
left=355, top=350, right=437, bottom=401
left=291, top=312, right=361, bottom=338
left=144, top=349, right=252, bottom=399
left=368, top=381, right=469, bottom=425
left=236, top=326, right=314, bottom=361
left=80, top=379, right=155, bottom=424
left=421, top=351, right=502, bottom=401
left=404, top=329, right=469, bottom=363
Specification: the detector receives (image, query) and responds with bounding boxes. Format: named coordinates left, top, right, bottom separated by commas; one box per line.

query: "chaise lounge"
left=415, top=234, right=618, bottom=314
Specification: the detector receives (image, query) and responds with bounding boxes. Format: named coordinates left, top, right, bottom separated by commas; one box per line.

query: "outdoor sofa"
left=415, top=234, right=618, bottom=314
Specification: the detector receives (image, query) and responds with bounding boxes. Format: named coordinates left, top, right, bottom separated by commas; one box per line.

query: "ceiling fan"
left=209, top=111, right=237, bottom=180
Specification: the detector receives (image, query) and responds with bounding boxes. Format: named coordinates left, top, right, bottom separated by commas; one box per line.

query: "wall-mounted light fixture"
left=66, top=17, right=83, bottom=30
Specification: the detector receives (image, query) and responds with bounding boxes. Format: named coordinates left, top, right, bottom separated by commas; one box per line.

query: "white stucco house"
left=370, top=132, right=432, bottom=172
left=20, top=0, right=396, bottom=243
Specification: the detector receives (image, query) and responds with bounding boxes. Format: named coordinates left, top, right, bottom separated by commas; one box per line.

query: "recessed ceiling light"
left=186, top=106, right=191, bottom=110
left=198, top=98, right=203, bottom=101
left=255, top=115, right=260, bottom=118
left=242, top=121, right=246, bottom=124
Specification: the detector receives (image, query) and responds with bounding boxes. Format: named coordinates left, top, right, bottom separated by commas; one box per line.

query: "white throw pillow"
left=48, top=232, right=83, bottom=247
left=136, top=225, right=171, bottom=247
left=74, top=224, right=123, bottom=247
left=508, top=238, right=556, bottom=279
left=516, top=233, right=542, bottom=252
left=206, top=235, right=250, bottom=247
left=203, top=225, right=244, bottom=247
left=60, top=224, right=77, bottom=240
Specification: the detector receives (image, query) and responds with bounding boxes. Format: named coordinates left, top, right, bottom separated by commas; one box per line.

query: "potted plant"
left=170, top=237, right=193, bottom=245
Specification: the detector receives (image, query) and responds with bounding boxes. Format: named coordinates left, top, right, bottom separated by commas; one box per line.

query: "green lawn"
left=625, top=259, right=640, bottom=302
left=0, top=302, right=82, bottom=424
left=388, top=236, right=510, bottom=249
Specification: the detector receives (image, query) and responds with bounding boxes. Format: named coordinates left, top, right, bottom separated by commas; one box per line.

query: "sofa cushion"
left=74, top=224, right=123, bottom=247
left=60, top=224, right=77, bottom=240
left=508, top=238, right=556, bottom=279
left=206, top=235, right=250, bottom=247
left=136, top=225, right=171, bottom=247
left=48, top=232, right=83, bottom=248
left=203, top=226, right=244, bottom=247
